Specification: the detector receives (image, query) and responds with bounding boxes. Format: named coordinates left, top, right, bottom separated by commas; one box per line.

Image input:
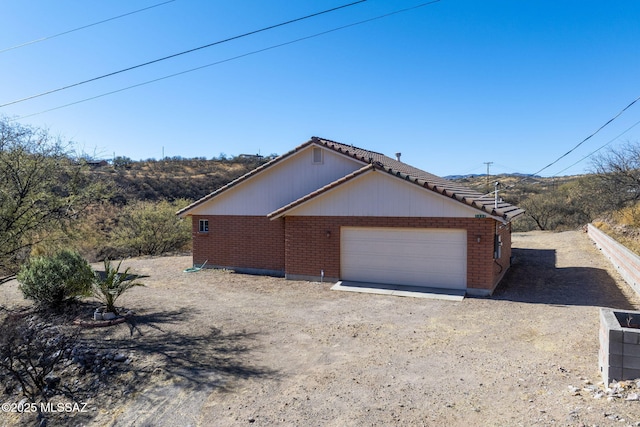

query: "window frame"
left=199, top=219, right=209, bottom=233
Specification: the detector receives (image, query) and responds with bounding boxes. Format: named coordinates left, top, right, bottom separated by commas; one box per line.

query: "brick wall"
left=191, top=215, right=285, bottom=274
left=284, top=216, right=509, bottom=293
left=494, top=221, right=512, bottom=286
left=190, top=214, right=512, bottom=294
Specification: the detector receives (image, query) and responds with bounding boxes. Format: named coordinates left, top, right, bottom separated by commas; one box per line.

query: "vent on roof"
left=312, top=147, right=323, bottom=164
left=395, top=152, right=401, bottom=162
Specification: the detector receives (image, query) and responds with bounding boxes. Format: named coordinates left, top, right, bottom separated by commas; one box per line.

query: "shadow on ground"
left=88, top=307, right=277, bottom=392
left=492, top=248, right=637, bottom=309
left=3, top=306, right=277, bottom=426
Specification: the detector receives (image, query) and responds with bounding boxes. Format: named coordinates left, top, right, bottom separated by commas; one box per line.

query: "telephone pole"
left=483, top=161, right=493, bottom=188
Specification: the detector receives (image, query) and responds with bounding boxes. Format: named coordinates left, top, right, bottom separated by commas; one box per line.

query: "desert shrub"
left=17, top=250, right=94, bottom=309
left=67, top=202, right=121, bottom=262
left=112, top=199, right=191, bottom=256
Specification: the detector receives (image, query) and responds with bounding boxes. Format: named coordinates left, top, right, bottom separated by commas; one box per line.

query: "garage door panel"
left=341, top=227, right=466, bottom=289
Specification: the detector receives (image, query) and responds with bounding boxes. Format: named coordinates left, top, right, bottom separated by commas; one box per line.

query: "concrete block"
left=607, top=367, right=623, bottom=383
left=609, top=329, right=623, bottom=342
left=608, top=354, right=623, bottom=368
left=609, top=340, right=624, bottom=355
left=600, top=308, right=640, bottom=383
left=624, top=343, right=640, bottom=357
left=624, top=332, right=639, bottom=344
left=623, top=368, right=640, bottom=379
left=623, top=355, right=640, bottom=370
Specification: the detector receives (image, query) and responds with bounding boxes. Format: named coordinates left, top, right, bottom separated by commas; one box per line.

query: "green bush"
left=17, top=250, right=94, bottom=308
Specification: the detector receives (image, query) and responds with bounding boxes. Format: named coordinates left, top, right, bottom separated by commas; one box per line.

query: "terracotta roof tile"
left=310, top=137, right=524, bottom=221
left=178, top=136, right=525, bottom=221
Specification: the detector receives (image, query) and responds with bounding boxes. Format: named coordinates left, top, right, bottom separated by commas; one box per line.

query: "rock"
left=44, top=375, right=60, bottom=388
left=114, top=353, right=127, bottom=362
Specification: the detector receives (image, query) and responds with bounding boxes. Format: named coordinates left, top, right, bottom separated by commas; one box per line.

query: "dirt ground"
left=3, top=230, right=640, bottom=426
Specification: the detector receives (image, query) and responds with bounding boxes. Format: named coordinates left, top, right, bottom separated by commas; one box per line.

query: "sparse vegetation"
left=111, top=199, right=192, bottom=257
left=3, top=116, right=640, bottom=275
left=593, top=202, right=640, bottom=256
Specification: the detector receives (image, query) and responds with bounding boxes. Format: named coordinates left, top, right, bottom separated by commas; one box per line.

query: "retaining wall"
left=587, top=223, right=640, bottom=297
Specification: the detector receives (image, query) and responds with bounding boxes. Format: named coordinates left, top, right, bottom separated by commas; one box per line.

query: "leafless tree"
left=591, top=141, right=640, bottom=208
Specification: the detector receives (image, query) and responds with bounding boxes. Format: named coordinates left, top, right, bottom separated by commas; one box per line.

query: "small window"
left=312, top=147, right=323, bottom=164
left=199, top=219, right=209, bottom=232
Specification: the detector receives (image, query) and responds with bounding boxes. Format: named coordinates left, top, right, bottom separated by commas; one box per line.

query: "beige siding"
left=284, top=170, right=479, bottom=218
left=189, top=145, right=362, bottom=215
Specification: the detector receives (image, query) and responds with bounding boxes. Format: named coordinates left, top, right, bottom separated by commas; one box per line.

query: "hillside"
left=90, top=156, right=271, bottom=203
left=86, top=158, right=639, bottom=250
left=449, top=173, right=584, bottom=201
left=91, top=157, right=579, bottom=206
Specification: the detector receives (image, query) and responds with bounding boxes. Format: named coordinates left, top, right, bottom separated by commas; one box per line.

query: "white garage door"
left=341, top=227, right=467, bottom=290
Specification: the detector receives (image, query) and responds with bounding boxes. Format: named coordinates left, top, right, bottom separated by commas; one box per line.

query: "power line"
left=13, top=0, right=442, bottom=120
left=0, top=0, right=366, bottom=109
left=551, top=117, right=640, bottom=177
left=0, top=0, right=177, bottom=54
left=528, top=94, right=640, bottom=177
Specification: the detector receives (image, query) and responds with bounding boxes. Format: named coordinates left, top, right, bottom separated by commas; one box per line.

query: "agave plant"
left=93, top=259, right=144, bottom=315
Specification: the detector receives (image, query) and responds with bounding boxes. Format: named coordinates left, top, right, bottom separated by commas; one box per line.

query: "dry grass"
left=593, top=213, right=640, bottom=256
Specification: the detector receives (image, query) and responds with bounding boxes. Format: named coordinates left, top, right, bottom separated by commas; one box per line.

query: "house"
left=177, top=137, right=524, bottom=296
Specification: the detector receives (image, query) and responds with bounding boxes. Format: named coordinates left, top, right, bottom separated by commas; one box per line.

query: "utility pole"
left=483, top=161, right=493, bottom=188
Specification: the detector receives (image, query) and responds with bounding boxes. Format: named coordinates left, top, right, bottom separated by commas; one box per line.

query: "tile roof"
left=177, top=136, right=525, bottom=221
left=308, top=137, right=525, bottom=222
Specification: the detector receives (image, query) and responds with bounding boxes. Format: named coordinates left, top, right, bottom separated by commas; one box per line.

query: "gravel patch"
left=2, top=230, right=640, bottom=426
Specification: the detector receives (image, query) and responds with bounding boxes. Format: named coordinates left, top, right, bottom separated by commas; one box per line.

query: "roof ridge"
left=179, top=136, right=525, bottom=222
left=311, top=136, right=385, bottom=157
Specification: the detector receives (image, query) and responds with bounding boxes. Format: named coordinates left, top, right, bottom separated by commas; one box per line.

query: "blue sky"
left=2, top=0, right=640, bottom=177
